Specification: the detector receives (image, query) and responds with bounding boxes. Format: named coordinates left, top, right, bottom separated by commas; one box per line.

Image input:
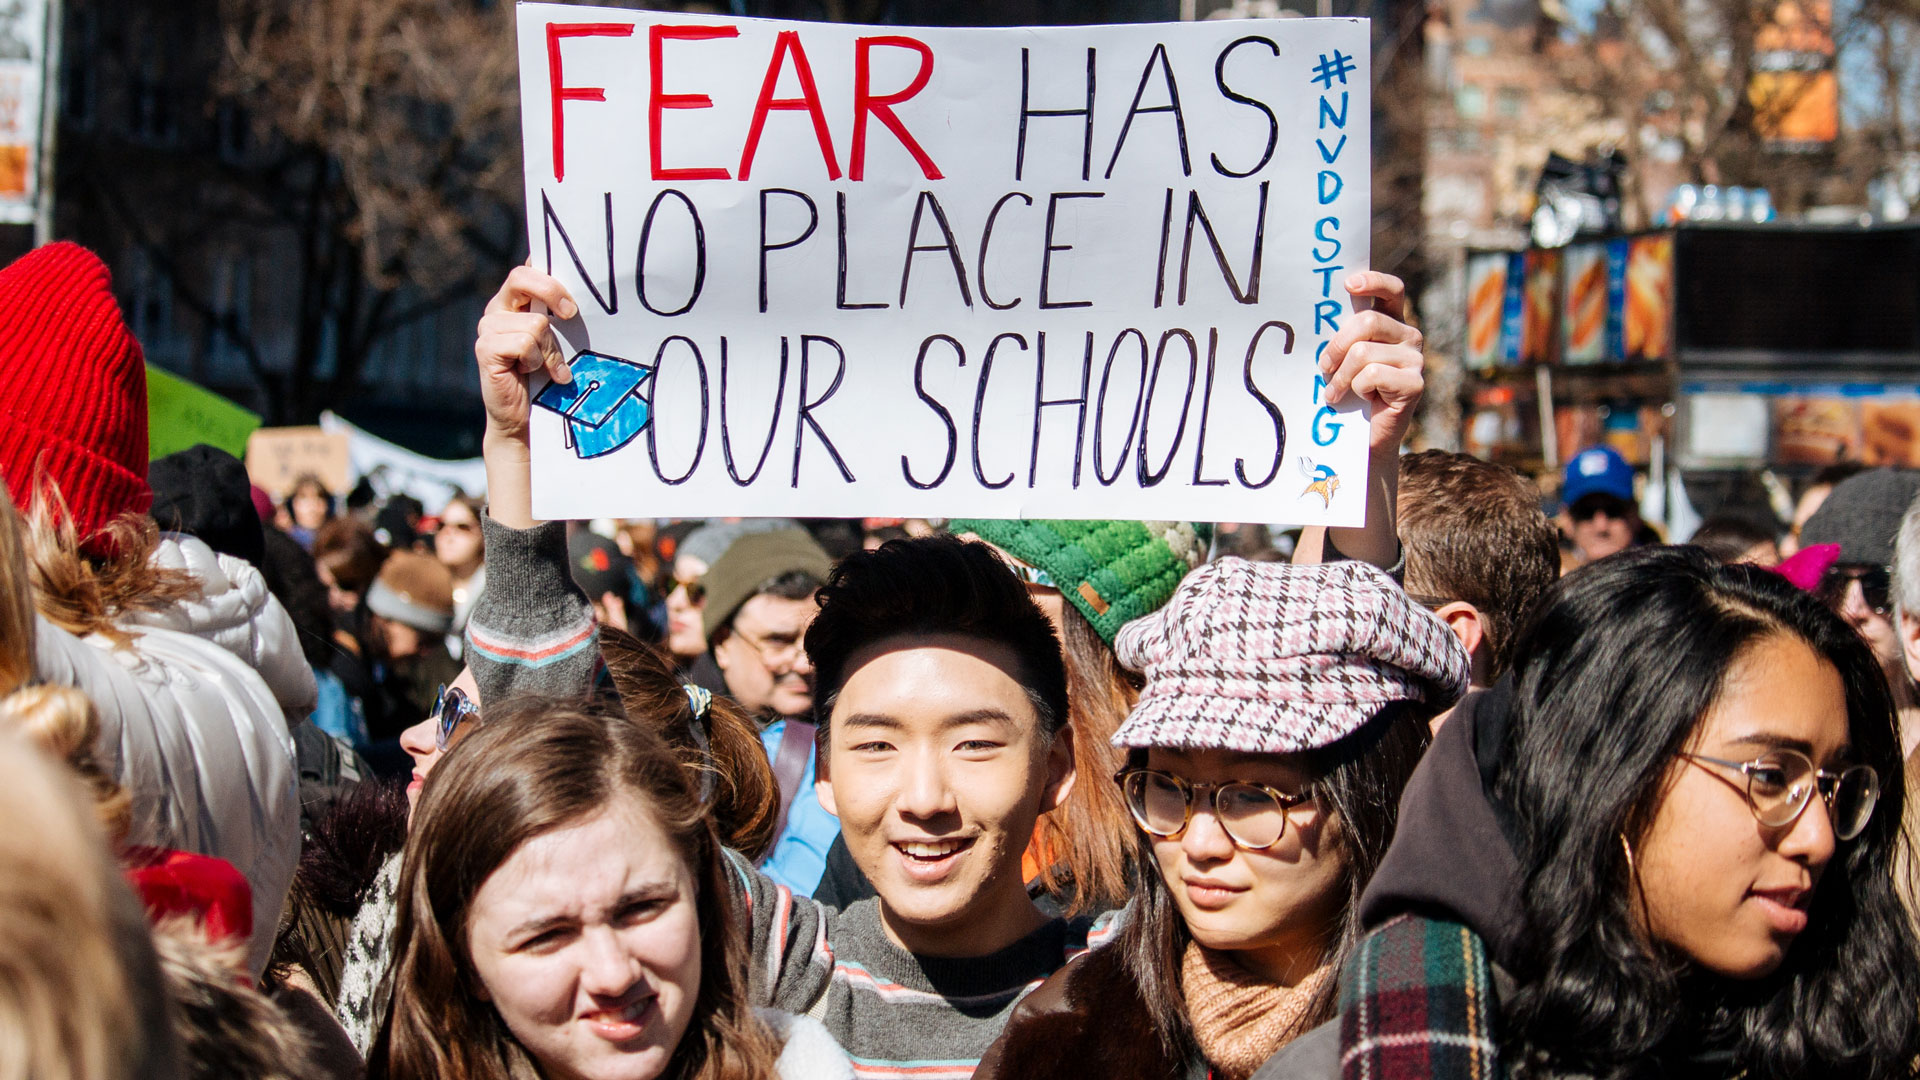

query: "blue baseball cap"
left=1562, top=445, right=1635, bottom=508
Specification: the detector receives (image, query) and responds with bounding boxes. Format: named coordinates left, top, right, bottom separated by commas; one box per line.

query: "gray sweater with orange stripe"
left=466, top=513, right=1119, bottom=1078
left=729, top=856, right=1115, bottom=1080
left=464, top=515, right=608, bottom=706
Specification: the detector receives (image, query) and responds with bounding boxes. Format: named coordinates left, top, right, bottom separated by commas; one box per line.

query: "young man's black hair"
left=804, top=534, right=1069, bottom=742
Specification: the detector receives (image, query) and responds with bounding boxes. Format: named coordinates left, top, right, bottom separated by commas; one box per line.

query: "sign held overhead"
left=517, top=4, right=1373, bottom=524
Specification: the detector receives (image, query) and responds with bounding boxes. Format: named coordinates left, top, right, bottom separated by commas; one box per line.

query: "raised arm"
left=1298, top=270, right=1424, bottom=571
left=465, top=267, right=609, bottom=705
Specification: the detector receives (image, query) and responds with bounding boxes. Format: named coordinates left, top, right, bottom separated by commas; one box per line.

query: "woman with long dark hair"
left=1265, top=545, right=1920, bottom=1079
left=371, top=703, right=847, bottom=1080
left=977, top=559, right=1470, bottom=1079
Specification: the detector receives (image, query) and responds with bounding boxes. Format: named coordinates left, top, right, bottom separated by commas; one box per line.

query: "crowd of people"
left=4, top=239, right=1920, bottom=1080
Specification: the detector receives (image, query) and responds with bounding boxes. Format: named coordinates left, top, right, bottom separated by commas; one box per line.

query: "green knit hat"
left=949, top=519, right=1213, bottom=645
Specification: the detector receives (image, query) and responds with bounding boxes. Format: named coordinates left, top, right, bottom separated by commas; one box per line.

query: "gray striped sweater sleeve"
left=727, top=848, right=836, bottom=1012
left=724, top=850, right=1126, bottom=1080
left=464, top=514, right=607, bottom=705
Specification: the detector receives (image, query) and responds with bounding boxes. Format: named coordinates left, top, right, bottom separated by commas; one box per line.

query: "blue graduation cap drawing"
left=533, top=351, right=654, bottom=460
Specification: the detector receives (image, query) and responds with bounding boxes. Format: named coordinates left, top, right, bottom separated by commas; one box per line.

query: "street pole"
left=33, top=0, right=62, bottom=248
left=1536, top=366, right=1558, bottom=470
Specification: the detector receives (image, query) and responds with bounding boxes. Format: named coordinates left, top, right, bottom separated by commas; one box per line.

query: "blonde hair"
left=0, top=478, right=132, bottom=843
left=0, top=474, right=34, bottom=695
left=2, top=685, right=132, bottom=844
left=0, top=731, right=141, bottom=1080
left=18, top=480, right=197, bottom=645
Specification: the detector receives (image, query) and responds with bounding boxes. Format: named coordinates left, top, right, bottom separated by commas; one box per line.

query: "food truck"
left=1461, top=223, right=1920, bottom=524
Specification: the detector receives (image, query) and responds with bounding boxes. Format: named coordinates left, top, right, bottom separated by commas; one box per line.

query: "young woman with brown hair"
left=372, top=703, right=850, bottom=1080
left=335, top=636, right=785, bottom=1053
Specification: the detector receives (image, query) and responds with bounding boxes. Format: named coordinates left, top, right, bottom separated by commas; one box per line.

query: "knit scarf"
left=1180, top=941, right=1334, bottom=1080
left=335, top=852, right=402, bottom=1054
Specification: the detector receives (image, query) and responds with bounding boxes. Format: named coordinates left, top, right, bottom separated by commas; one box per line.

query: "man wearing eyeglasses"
left=1804, top=467, right=1920, bottom=756
left=698, top=527, right=840, bottom=897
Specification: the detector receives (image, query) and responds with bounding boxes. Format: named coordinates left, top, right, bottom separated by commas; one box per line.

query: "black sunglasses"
left=1569, top=493, right=1635, bottom=523
left=671, top=574, right=706, bottom=604
left=1817, top=565, right=1893, bottom=618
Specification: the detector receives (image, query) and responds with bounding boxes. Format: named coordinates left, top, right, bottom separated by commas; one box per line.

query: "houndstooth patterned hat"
left=1111, top=558, right=1471, bottom=754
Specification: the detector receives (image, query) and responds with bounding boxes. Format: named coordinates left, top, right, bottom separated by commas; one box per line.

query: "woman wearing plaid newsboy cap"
left=977, top=558, right=1469, bottom=1080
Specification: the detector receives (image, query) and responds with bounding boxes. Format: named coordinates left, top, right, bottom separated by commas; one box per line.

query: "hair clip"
left=682, top=683, right=716, bottom=803
left=683, top=683, right=712, bottom=721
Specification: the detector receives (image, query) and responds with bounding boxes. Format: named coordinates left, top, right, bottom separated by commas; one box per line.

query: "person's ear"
left=1900, top=610, right=1920, bottom=687
left=711, top=628, right=732, bottom=671
left=1433, top=601, right=1490, bottom=685
left=1039, top=722, right=1077, bottom=814
left=815, top=739, right=837, bottom=817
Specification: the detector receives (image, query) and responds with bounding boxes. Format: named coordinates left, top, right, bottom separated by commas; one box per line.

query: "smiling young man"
left=728, top=535, right=1108, bottom=1079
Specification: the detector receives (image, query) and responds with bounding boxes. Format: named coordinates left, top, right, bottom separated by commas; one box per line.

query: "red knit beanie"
left=0, top=242, right=150, bottom=548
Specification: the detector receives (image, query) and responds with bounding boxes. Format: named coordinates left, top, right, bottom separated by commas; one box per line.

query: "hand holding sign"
left=1320, top=271, right=1423, bottom=452
left=477, top=266, right=579, bottom=441
left=476, top=266, right=579, bottom=527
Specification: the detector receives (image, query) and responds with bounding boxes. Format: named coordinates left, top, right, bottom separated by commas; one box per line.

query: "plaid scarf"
left=1339, top=913, right=1504, bottom=1080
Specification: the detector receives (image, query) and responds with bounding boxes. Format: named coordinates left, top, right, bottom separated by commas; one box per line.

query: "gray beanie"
left=365, top=550, right=455, bottom=634
left=678, top=518, right=803, bottom=569
left=1800, top=468, right=1920, bottom=567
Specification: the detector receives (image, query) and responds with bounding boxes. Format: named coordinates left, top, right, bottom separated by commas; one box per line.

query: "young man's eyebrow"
left=939, top=708, right=1019, bottom=729
left=839, top=709, right=1019, bottom=731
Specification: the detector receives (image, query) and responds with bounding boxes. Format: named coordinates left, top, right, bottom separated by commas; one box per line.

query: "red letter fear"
left=851, top=36, right=942, bottom=181
left=739, top=31, right=841, bottom=181
left=650, top=24, right=741, bottom=181
left=547, top=22, right=635, bottom=183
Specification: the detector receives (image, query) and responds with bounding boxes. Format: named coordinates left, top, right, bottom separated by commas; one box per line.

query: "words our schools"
left=516, top=4, right=1372, bottom=524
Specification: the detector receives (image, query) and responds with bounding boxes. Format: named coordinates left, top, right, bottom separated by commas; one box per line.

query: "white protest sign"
left=517, top=5, right=1371, bottom=524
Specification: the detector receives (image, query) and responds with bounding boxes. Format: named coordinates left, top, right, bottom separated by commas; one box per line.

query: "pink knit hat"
left=1111, top=559, right=1471, bottom=754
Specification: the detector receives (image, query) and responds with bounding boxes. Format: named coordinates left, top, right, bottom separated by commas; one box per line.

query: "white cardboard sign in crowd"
left=516, top=5, right=1372, bottom=524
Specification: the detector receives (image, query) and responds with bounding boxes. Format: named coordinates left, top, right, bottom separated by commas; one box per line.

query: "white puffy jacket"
left=32, top=534, right=310, bottom=976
